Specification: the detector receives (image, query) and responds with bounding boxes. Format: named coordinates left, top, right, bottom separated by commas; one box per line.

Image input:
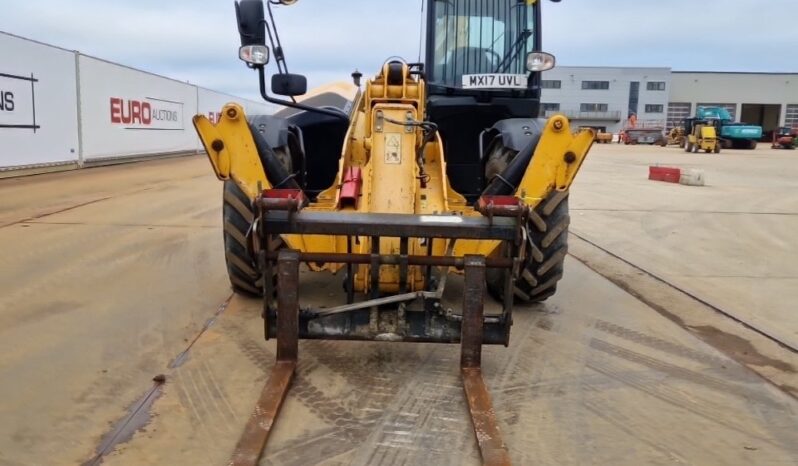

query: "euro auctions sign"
left=0, top=72, right=39, bottom=132
left=110, top=96, right=184, bottom=131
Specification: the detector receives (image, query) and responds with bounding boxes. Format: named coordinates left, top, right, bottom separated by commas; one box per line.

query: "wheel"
left=685, top=142, right=693, bottom=153
left=705, top=149, right=711, bottom=154
left=222, top=181, right=261, bottom=296
left=693, top=143, right=699, bottom=153
left=483, top=139, right=570, bottom=304
left=714, top=144, right=721, bottom=154
left=223, top=181, right=264, bottom=296
left=486, top=191, right=570, bottom=304
left=748, top=140, right=758, bottom=150
left=222, top=181, right=283, bottom=297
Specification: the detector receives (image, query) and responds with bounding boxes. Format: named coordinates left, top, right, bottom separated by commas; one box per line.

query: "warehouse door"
left=741, top=104, right=781, bottom=136
left=667, top=103, right=691, bottom=130
left=786, top=105, right=798, bottom=129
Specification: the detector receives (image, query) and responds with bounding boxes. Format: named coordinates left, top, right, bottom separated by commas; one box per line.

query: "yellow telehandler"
left=685, top=118, right=721, bottom=154
left=193, top=1, right=592, bottom=464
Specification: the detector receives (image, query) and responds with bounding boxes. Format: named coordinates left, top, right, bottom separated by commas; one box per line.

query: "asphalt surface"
left=0, top=146, right=796, bottom=466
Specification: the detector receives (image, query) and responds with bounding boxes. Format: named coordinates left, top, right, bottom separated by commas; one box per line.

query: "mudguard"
left=248, top=114, right=296, bottom=150
left=480, top=117, right=548, bottom=156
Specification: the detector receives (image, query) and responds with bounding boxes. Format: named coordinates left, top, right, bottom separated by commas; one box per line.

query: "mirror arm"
left=257, top=67, right=349, bottom=122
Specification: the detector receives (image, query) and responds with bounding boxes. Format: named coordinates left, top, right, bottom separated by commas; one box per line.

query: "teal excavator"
left=691, top=106, right=762, bottom=149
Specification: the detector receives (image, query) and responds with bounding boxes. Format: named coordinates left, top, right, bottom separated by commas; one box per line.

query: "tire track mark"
left=221, top=325, right=385, bottom=465
left=200, top=358, right=240, bottom=425
left=593, top=319, right=757, bottom=380
left=353, top=349, right=478, bottom=466
left=570, top=231, right=798, bottom=354
left=586, top=349, right=787, bottom=449
left=580, top=390, right=689, bottom=464
left=591, top=338, right=783, bottom=409
left=495, top=309, right=595, bottom=466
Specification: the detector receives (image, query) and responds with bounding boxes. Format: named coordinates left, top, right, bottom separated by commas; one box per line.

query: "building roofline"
left=672, top=70, right=798, bottom=76
left=1, top=30, right=76, bottom=54
left=548, top=65, right=798, bottom=76
left=1, top=30, right=199, bottom=88
left=2, top=29, right=275, bottom=108
left=553, top=65, right=672, bottom=71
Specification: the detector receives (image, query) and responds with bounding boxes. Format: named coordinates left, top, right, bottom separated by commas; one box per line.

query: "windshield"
left=429, top=0, right=536, bottom=89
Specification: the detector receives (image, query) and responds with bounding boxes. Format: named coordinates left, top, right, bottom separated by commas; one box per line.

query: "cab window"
left=430, top=0, right=535, bottom=88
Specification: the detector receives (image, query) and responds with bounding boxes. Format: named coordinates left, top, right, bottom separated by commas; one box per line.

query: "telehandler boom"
left=193, top=1, right=592, bottom=464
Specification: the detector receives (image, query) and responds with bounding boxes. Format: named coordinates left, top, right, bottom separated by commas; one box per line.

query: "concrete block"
left=680, top=169, right=706, bottom=186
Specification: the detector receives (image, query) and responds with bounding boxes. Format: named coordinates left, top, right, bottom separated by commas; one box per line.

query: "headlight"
left=239, top=45, right=270, bottom=66
left=526, top=52, right=556, bottom=72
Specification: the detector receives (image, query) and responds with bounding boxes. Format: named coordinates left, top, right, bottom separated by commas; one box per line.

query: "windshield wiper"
left=494, top=29, right=532, bottom=73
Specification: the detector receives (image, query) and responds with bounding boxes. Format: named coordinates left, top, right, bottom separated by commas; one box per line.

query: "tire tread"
left=487, top=190, right=571, bottom=303
left=223, top=181, right=266, bottom=296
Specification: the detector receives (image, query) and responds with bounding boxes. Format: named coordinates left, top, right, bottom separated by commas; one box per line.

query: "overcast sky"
left=2, top=0, right=795, bottom=101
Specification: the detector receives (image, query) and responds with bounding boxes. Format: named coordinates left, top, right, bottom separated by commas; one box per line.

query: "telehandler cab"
left=193, top=1, right=593, bottom=464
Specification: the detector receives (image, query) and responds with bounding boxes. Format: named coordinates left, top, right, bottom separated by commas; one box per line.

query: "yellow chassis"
left=194, top=63, right=593, bottom=293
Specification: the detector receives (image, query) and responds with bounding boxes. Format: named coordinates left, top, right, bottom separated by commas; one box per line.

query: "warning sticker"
left=385, top=133, right=401, bottom=164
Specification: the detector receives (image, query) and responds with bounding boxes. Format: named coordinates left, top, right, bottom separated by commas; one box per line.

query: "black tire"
left=483, top=139, right=570, bottom=304
left=222, top=181, right=262, bottom=296
left=487, top=191, right=570, bottom=304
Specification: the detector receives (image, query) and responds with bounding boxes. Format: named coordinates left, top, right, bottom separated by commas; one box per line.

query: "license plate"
left=642, top=137, right=654, bottom=143
left=462, top=74, right=527, bottom=89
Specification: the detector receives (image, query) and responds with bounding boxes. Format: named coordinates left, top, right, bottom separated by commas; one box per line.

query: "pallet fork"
left=228, top=193, right=525, bottom=466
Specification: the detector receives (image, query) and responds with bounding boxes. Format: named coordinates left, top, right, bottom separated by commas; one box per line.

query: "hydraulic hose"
left=249, top=123, right=302, bottom=191
left=481, top=132, right=541, bottom=196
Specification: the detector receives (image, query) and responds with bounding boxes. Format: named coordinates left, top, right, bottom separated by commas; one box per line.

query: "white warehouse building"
left=541, top=67, right=798, bottom=135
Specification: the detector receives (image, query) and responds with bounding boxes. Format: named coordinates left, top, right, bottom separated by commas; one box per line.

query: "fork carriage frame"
left=258, top=192, right=528, bottom=344
left=228, top=191, right=523, bottom=466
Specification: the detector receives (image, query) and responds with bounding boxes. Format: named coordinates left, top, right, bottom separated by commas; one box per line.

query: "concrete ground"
left=0, top=146, right=796, bottom=466
left=570, top=143, right=798, bottom=350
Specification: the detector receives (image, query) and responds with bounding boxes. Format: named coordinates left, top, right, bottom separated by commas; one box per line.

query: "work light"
left=526, top=52, right=556, bottom=72
left=239, top=45, right=270, bottom=66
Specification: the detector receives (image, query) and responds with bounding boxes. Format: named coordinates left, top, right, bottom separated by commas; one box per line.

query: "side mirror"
left=235, top=0, right=266, bottom=46
left=271, top=74, right=307, bottom=97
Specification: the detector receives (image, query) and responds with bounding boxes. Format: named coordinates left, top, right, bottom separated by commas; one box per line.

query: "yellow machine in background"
left=685, top=122, right=721, bottom=153
left=193, top=1, right=593, bottom=465
left=595, top=131, right=614, bottom=144
left=668, top=127, right=686, bottom=147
